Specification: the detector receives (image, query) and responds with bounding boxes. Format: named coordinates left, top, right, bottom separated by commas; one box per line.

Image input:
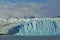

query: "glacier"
left=0, top=18, right=60, bottom=36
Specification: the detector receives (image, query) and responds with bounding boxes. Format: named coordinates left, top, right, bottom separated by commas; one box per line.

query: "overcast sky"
left=0, top=0, right=60, bottom=17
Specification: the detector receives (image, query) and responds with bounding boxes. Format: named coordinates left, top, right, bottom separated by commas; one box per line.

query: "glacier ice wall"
left=6, top=18, right=60, bottom=36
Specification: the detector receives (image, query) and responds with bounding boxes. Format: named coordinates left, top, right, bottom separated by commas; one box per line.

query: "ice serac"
left=7, top=18, right=60, bottom=35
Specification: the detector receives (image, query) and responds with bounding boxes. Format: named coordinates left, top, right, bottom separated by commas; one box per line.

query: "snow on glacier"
left=6, top=18, right=60, bottom=35
left=0, top=18, right=60, bottom=35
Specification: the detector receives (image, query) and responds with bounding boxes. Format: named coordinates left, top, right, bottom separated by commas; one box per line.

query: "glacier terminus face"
left=0, top=18, right=60, bottom=36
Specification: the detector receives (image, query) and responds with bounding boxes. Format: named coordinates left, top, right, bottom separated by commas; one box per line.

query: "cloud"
left=43, top=0, right=60, bottom=17
left=0, top=1, right=43, bottom=17
left=0, top=0, right=60, bottom=17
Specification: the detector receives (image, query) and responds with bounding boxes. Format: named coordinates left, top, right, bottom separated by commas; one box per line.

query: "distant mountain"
left=56, top=16, right=60, bottom=18
left=24, top=15, right=35, bottom=19
left=52, top=16, right=60, bottom=18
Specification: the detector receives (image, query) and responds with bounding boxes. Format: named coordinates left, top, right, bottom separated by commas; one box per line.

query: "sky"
left=0, top=0, right=60, bottom=17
